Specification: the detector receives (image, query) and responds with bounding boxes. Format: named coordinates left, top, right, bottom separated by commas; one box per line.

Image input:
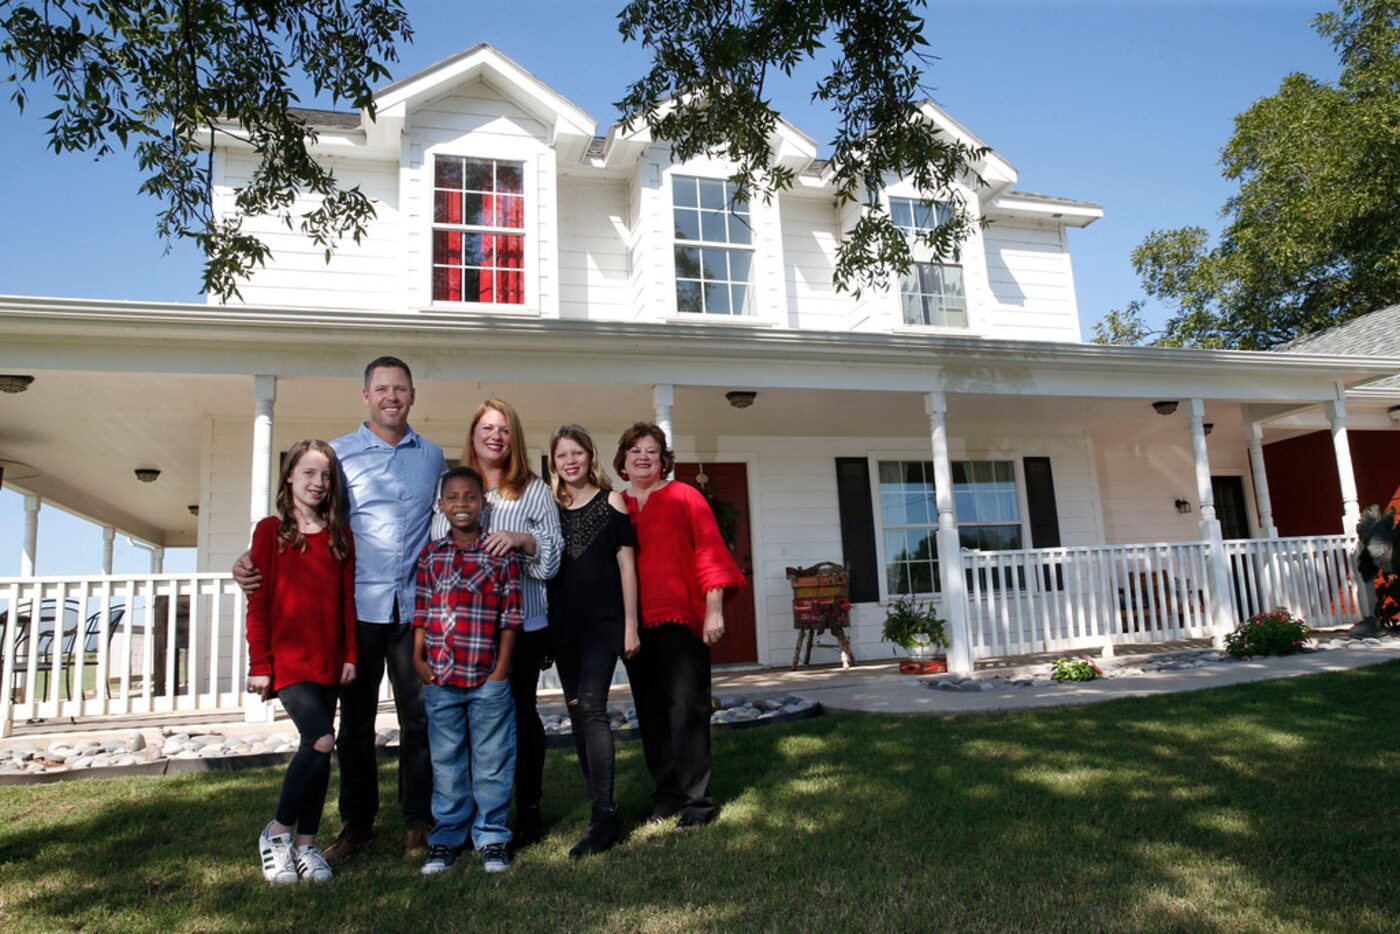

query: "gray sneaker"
left=258, top=823, right=298, bottom=885
left=421, top=843, right=461, bottom=876
left=480, top=842, right=512, bottom=873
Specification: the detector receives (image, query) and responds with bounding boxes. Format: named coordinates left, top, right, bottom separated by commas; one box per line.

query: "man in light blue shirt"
left=235, top=356, right=446, bottom=863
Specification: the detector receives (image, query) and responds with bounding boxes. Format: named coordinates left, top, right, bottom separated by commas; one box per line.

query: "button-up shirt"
left=412, top=537, right=522, bottom=689
left=331, top=423, right=447, bottom=624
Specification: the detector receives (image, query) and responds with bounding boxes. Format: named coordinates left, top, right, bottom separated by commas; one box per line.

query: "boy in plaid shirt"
left=412, top=467, right=522, bottom=875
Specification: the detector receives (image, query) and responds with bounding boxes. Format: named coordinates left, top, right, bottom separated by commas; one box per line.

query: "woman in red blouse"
left=614, top=422, right=744, bottom=828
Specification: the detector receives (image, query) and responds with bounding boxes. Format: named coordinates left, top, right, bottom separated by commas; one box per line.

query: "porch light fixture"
left=188, top=504, right=200, bottom=516
left=134, top=468, right=161, bottom=483
left=1203, top=422, right=1214, bottom=436
left=0, top=375, right=34, bottom=394
left=1174, top=498, right=1192, bottom=514
left=1152, top=400, right=1179, bottom=416
left=1389, top=405, right=1400, bottom=425
left=726, top=390, right=758, bottom=409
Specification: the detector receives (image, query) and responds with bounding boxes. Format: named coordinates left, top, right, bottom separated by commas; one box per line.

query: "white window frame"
left=427, top=152, right=535, bottom=312
left=867, top=452, right=1030, bottom=600
left=670, top=174, right=757, bottom=318
left=900, top=262, right=968, bottom=328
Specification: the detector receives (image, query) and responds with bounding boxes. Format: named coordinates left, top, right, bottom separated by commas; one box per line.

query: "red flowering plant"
left=1223, top=608, right=1311, bottom=658
left=1050, top=656, right=1104, bottom=682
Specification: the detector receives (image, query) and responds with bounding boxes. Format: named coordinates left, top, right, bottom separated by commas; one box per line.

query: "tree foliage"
left=617, top=0, right=987, bottom=295
left=1, top=0, right=411, bottom=299
left=1089, top=299, right=1159, bottom=346
left=1125, top=0, right=1400, bottom=349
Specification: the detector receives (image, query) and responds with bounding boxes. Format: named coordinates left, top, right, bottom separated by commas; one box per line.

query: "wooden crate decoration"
left=785, top=562, right=856, bottom=670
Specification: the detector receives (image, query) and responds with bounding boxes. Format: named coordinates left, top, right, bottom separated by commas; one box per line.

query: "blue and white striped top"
left=431, top=475, right=561, bottom=630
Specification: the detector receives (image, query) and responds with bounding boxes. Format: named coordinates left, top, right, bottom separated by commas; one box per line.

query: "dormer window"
left=673, top=176, right=754, bottom=316
left=432, top=157, right=525, bottom=304
left=889, top=197, right=966, bottom=328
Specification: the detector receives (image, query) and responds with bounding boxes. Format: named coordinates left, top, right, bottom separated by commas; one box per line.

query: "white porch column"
left=149, top=545, right=165, bottom=574
left=249, top=375, right=278, bottom=527
left=653, top=384, right=675, bottom=478
left=1242, top=421, right=1279, bottom=538
left=1324, top=394, right=1362, bottom=535
left=20, top=494, right=40, bottom=576
left=246, top=375, right=277, bottom=723
left=925, top=392, right=973, bottom=674
left=102, top=526, right=116, bottom=574
left=1188, top=399, right=1235, bottom=642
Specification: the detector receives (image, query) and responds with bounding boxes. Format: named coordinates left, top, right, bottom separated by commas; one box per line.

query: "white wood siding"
left=557, top=180, right=632, bottom=320
left=982, top=221, right=1084, bottom=342
left=780, top=195, right=847, bottom=330
left=212, top=153, right=403, bottom=310
left=1094, top=434, right=1254, bottom=545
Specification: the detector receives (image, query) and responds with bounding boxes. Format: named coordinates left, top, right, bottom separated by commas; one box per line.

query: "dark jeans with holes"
left=275, top=681, right=340, bottom=836
left=554, top=633, right=621, bottom=814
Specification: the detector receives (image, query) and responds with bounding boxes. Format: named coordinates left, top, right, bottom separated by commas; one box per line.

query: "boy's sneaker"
left=258, top=822, right=298, bottom=885
left=420, top=843, right=461, bottom=876
left=480, top=842, right=512, bottom=874
left=294, top=844, right=334, bottom=883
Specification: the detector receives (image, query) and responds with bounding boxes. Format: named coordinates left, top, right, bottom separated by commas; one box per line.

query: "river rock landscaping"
left=927, top=629, right=1399, bottom=693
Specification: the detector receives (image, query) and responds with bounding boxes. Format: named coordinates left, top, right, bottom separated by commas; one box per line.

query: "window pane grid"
left=433, top=157, right=525, bottom=304
left=901, top=262, right=967, bottom=327
left=673, top=175, right=754, bottom=316
left=878, top=459, right=1022, bottom=595
left=889, top=197, right=951, bottom=238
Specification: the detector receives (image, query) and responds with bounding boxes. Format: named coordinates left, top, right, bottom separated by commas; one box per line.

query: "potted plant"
left=881, top=595, right=949, bottom=674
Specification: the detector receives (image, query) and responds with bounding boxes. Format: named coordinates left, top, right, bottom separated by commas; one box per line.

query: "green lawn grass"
left=3, top=663, right=1400, bottom=932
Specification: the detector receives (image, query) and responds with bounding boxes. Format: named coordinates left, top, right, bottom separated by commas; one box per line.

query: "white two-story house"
left=2, top=44, right=1396, bottom=732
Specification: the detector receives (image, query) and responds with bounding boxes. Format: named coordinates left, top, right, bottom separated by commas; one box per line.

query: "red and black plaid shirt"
left=411, top=537, right=522, bottom=689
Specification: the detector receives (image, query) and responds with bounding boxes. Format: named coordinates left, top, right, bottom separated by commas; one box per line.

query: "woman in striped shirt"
left=434, top=399, right=562, bottom=847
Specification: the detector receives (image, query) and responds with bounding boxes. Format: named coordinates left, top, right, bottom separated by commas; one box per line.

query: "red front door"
left=674, top=462, right=757, bottom=665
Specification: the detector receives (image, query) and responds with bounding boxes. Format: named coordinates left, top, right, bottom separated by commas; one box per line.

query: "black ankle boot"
left=514, top=804, right=543, bottom=849
left=569, top=807, right=621, bottom=859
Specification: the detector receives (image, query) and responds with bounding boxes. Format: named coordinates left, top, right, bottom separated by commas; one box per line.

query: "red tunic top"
left=622, top=482, right=745, bottom=639
left=246, top=516, right=359, bottom=691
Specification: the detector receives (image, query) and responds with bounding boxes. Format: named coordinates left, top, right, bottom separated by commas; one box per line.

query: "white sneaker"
left=259, top=822, right=298, bottom=885
left=294, top=844, right=334, bottom=883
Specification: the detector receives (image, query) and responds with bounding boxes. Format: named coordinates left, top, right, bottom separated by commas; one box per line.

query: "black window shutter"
left=1023, top=456, right=1061, bottom=548
left=834, top=458, right=880, bottom=603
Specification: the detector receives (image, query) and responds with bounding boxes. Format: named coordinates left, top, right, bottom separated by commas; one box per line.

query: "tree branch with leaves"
left=1, top=0, right=411, bottom=299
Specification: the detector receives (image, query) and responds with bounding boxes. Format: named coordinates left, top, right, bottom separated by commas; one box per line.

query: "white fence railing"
left=963, top=534, right=1360, bottom=660
left=0, top=574, right=248, bottom=731
left=1223, top=535, right=1360, bottom=628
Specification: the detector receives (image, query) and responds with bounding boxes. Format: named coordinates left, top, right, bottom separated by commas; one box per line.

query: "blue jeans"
left=423, top=677, right=516, bottom=850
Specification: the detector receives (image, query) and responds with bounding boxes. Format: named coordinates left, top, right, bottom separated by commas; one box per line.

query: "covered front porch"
left=0, top=296, right=1393, bottom=734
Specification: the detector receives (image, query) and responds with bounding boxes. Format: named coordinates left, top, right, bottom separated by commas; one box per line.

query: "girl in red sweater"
left=246, top=439, right=358, bottom=884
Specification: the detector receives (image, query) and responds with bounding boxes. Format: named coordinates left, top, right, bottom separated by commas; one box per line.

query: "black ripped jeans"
left=553, top=632, right=621, bottom=814
left=276, top=681, right=340, bottom=836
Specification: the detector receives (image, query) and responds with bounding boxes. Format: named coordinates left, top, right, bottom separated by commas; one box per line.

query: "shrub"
left=1050, top=657, right=1104, bottom=682
left=1224, top=609, right=1311, bottom=658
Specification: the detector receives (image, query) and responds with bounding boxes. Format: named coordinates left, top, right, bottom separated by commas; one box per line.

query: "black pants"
left=624, top=623, right=714, bottom=822
left=510, top=627, right=551, bottom=810
left=336, top=621, right=432, bottom=829
left=276, top=681, right=339, bottom=836
left=554, top=632, right=621, bottom=814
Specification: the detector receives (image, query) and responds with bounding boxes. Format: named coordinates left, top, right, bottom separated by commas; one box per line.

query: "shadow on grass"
left=2, top=662, right=1399, bottom=930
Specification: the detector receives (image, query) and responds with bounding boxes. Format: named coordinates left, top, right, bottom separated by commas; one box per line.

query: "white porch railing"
left=963, top=534, right=1360, bottom=660
left=0, top=574, right=249, bottom=734
left=1223, top=535, right=1360, bottom=628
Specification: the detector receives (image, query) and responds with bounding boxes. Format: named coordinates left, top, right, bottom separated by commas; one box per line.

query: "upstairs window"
left=433, top=157, right=525, bottom=304
left=889, top=197, right=951, bottom=238
left=901, top=263, right=967, bottom=327
left=673, top=176, right=754, bottom=316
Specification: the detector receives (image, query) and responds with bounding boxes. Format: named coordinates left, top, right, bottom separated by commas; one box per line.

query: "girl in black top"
left=546, top=424, right=639, bottom=858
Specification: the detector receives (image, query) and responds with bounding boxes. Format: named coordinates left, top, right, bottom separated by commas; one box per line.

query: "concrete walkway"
left=5, top=636, right=1399, bottom=751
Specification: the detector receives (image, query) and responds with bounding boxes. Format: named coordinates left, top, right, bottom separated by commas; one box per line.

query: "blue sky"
left=0, top=0, right=1342, bottom=573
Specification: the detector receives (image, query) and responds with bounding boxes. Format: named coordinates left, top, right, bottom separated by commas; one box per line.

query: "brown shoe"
left=323, top=824, right=373, bottom=866
left=404, top=824, right=430, bottom=856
